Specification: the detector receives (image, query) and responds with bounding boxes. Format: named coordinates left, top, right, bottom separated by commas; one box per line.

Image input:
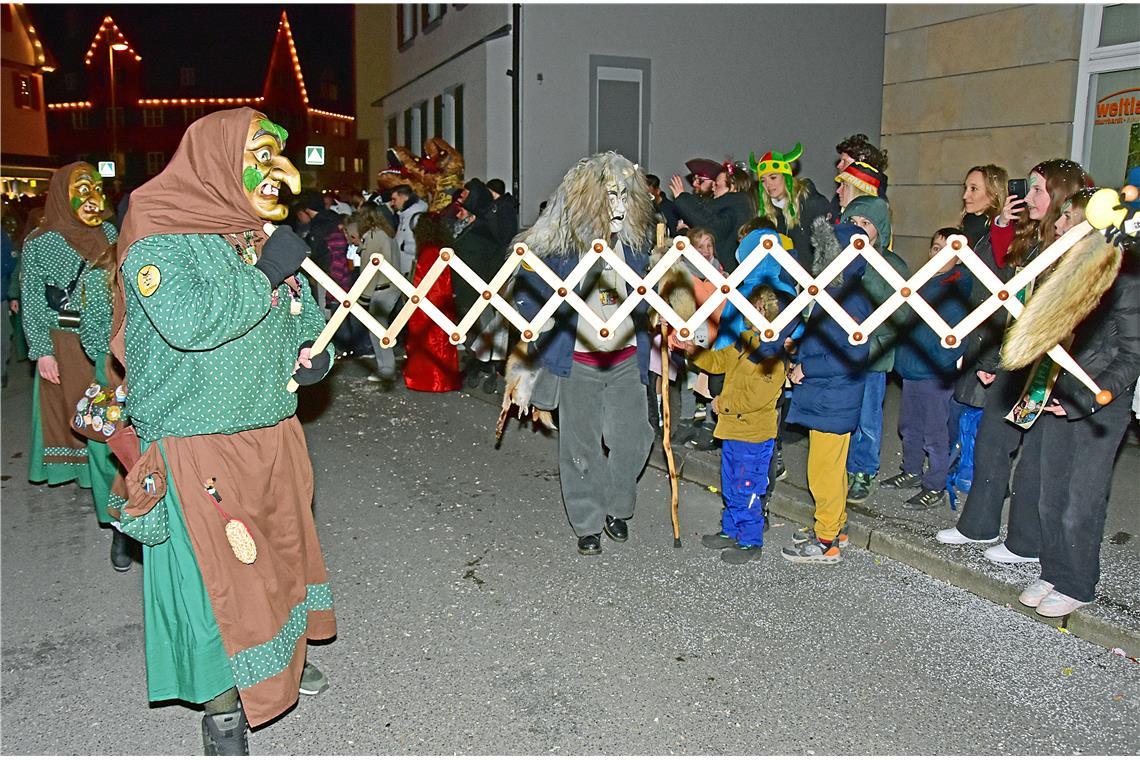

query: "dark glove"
left=292, top=340, right=330, bottom=386
left=255, top=226, right=310, bottom=288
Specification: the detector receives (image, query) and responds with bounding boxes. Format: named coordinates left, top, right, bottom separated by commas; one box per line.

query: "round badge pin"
left=103, top=422, right=116, bottom=436
left=85, top=384, right=100, bottom=398
left=92, top=417, right=103, bottom=432
left=106, top=405, right=122, bottom=422
left=74, top=414, right=85, bottom=429
left=77, top=398, right=89, bottom=412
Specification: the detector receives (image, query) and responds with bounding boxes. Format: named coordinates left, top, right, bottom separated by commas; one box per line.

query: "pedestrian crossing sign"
left=305, top=146, right=325, bottom=166
left=97, top=161, right=116, bottom=178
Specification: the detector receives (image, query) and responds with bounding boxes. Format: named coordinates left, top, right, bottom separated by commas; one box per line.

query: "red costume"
left=403, top=239, right=462, bottom=392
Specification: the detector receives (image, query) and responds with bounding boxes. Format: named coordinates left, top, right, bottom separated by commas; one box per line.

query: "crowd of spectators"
left=3, top=133, right=1135, bottom=617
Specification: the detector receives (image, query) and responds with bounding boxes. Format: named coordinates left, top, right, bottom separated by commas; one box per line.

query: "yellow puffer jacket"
left=690, top=330, right=786, bottom=443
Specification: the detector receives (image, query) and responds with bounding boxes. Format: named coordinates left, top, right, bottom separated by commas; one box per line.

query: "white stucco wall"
left=518, top=4, right=887, bottom=223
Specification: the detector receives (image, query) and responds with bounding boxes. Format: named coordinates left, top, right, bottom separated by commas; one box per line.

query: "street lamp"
left=108, top=42, right=127, bottom=166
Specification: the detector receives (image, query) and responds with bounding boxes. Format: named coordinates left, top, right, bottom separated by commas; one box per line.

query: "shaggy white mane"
left=515, top=151, right=655, bottom=257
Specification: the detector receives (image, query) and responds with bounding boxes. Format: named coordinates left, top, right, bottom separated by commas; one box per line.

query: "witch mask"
left=242, top=115, right=301, bottom=222
left=69, top=164, right=106, bottom=227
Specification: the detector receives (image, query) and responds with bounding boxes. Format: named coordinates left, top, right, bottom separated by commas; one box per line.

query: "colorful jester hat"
left=750, top=143, right=803, bottom=219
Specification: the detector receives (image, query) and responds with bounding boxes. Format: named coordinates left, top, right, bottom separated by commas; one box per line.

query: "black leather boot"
left=110, top=530, right=133, bottom=572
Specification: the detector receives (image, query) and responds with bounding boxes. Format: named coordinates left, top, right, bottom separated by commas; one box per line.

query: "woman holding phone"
left=947, top=165, right=1008, bottom=495
left=935, top=159, right=1089, bottom=563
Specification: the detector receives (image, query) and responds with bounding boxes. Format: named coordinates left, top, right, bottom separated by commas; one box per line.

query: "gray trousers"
left=558, top=356, right=653, bottom=536
left=366, top=286, right=402, bottom=377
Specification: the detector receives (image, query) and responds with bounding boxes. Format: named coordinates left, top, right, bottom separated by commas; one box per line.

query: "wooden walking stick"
left=660, top=320, right=681, bottom=548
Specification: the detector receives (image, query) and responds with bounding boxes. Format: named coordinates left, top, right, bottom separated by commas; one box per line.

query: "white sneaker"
left=1018, top=579, right=1055, bottom=608
left=983, top=542, right=1039, bottom=564
left=935, top=526, right=999, bottom=545
left=1035, top=590, right=1090, bottom=618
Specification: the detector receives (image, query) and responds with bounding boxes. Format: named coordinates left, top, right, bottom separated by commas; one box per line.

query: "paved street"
left=2, top=359, right=1138, bottom=755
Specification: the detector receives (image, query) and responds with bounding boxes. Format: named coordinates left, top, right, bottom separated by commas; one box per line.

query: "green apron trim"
left=229, top=583, right=334, bottom=689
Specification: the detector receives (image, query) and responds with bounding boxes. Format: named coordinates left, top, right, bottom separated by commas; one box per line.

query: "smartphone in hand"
left=1008, top=178, right=1028, bottom=199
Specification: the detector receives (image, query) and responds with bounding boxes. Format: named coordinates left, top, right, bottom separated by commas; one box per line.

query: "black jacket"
left=305, top=208, right=342, bottom=270
left=673, top=190, right=754, bottom=272
left=954, top=230, right=1011, bottom=407
left=488, top=192, right=519, bottom=251
left=1053, top=255, right=1140, bottom=420
left=776, top=178, right=831, bottom=273
left=656, top=196, right=681, bottom=238
left=452, top=180, right=505, bottom=318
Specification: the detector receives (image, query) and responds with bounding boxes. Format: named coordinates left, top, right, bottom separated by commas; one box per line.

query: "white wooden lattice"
left=290, top=220, right=1105, bottom=399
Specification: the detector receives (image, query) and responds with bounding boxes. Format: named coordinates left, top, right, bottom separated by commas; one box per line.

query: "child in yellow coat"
left=677, top=285, right=794, bottom=563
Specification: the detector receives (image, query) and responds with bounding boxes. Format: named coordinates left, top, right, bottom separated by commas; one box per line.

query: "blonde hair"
left=959, top=164, right=1008, bottom=227
left=760, top=177, right=813, bottom=231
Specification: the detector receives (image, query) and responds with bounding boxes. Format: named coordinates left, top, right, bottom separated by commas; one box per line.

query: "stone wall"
left=880, top=4, right=1083, bottom=267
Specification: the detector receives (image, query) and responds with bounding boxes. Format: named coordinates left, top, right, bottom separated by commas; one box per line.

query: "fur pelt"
left=810, top=216, right=844, bottom=286
left=497, top=341, right=556, bottom=439
left=1001, top=231, right=1122, bottom=370
left=514, top=152, right=655, bottom=258
left=649, top=246, right=698, bottom=322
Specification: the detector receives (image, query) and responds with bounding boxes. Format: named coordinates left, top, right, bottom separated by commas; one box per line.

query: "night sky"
left=28, top=4, right=356, bottom=111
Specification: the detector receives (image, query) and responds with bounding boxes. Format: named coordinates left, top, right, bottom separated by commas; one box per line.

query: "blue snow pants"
left=720, top=438, right=775, bottom=546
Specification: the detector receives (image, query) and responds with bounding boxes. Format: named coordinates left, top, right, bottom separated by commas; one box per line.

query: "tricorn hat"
left=684, top=158, right=723, bottom=182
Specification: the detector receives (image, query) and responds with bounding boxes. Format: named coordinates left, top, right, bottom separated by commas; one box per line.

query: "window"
left=64, top=72, right=78, bottom=92
left=146, top=152, right=166, bottom=176
left=105, top=107, right=125, bottom=128
left=338, top=156, right=346, bottom=172
left=387, top=115, right=398, bottom=148
left=589, top=56, right=651, bottom=167
left=416, top=100, right=428, bottom=146
left=183, top=105, right=205, bottom=124
left=312, top=116, right=323, bottom=135
left=1073, top=5, right=1140, bottom=187
left=143, top=108, right=164, bottom=127
left=331, top=120, right=346, bottom=137
left=421, top=4, right=446, bottom=32
left=447, top=84, right=464, bottom=155
left=320, top=81, right=338, bottom=101
left=354, top=157, right=365, bottom=174
left=71, top=110, right=91, bottom=130
left=433, top=94, right=444, bottom=138
left=403, top=108, right=414, bottom=150
left=397, top=4, right=417, bottom=49
left=179, top=67, right=196, bottom=87
left=12, top=72, right=38, bottom=110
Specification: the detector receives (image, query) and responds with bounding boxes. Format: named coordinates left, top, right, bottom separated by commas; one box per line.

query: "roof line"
left=371, top=24, right=511, bottom=107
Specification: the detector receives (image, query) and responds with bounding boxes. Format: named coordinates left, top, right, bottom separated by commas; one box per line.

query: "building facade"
left=881, top=3, right=1140, bottom=266
left=358, top=4, right=1139, bottom=266
left=356, top=4, right=888, bottom=224
left=44, top=11, right=367, bottom=195
left=1, top=3, right=57, bottom=196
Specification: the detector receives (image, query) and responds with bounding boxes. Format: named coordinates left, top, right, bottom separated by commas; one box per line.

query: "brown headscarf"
left=25, top=161, right=111, bottom=262
left=116, top=107, right=271, bottom=266
left=111, top=107, right=272, bottom=366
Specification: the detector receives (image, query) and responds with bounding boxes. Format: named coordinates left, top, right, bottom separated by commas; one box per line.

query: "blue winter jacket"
left=894, top=264, right=974, bottom=381
left=513, top=244, right=653, bottom=384
left=786, top=223, right=873, bottom=434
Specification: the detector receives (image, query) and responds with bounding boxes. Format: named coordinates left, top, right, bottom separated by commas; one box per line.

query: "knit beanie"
left=840, top=195, right=892, bottom=251
left=836, top=161, right=888, bottom=200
